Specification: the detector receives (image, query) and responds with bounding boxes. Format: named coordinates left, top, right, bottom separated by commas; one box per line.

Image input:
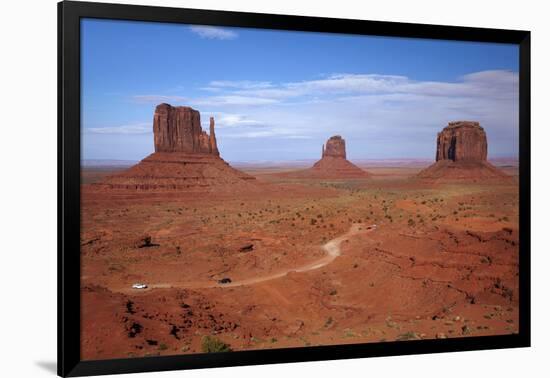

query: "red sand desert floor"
left=80, top=165, right=519, bottom=360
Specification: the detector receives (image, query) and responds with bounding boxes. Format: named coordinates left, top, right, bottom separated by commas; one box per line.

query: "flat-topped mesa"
left=417, top=121, right=509, bottom=182
left=322, top=135, right=346, bottom=159
left=153, top=103, right=219, bottom=154
left=436, top=121, right=487, bottom=162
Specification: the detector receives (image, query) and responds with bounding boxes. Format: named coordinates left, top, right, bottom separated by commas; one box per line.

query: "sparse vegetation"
left=396, top=332, right=420, bottom=341
left=82, top=161, right=519, bottom=359
left=201, top=336, right=232, bottom=353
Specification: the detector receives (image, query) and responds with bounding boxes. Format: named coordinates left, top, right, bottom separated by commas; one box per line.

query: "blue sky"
left=81, top=18, right=519, bottom=162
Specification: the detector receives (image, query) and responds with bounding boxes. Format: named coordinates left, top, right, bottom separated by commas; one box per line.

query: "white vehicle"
left=132, top=283, right=148, bottom=289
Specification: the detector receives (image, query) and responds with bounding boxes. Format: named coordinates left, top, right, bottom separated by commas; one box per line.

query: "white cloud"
left=226, top=71, right=518, bottom=101
left=462, top=70, right=519, bottom=84
left=125, top=70, right=519, bottom=160
left=212, top=70, right=518, bottom=159
left=223, top=128, right=312, bottom=139
left=189, top=26, right=238, bottom=40
left=132, top=95, right=187, bottom=104
left=190, top=95, right=278, bottom=106
left=198, top=111, right=311, bottom=140
left=86, top=123, right=151, bottom=135
left=198, top=87, right=224, bottom=92
left=208, top=80, right=273, bottom=89
left=212, top=113, right=262, bottom=127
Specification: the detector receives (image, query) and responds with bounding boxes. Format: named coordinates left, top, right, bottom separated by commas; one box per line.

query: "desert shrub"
left=201, top=336, right=232, bottom=353
left=343, top=329, right=356, bottom=338
left=396, top=332, right=420, bottom=341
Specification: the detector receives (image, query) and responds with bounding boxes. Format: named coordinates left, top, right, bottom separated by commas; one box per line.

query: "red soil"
left=80, top=165, right=519, bottom=360
left=278, top=156, right=369, bottom=179
left=417, top=160, right=511, bottom=182
left=93, top=152, right=257, bottom=192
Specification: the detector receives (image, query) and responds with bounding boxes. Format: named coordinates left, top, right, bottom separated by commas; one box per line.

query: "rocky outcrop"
left=96, top=104, right=257, bottom=192
left=322, top=135, right=346, bottom=159
left=153, top=104, right=219, bottom=154
left=435, top=121, right=487, bottom=162
left=209, top=117, right=219, bottom=156
left=99, top=152, right=255, bottom=191
left=418, top=121, right=508, bottom=182
left=281, top=135, right=369, bottom=179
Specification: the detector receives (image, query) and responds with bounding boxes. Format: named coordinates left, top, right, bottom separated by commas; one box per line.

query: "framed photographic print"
left=58, top=0, right=531, bottom=376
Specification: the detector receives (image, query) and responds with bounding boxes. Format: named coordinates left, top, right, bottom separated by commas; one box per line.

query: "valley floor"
left=80, top=166, right=519, bottom=360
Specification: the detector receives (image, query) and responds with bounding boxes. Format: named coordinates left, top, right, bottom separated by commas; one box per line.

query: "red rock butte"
left=153, top=104, right=219, bottom=155
left=417, top=121, right=508, bottom=181
left=97, top=104, right=255, bottom=191
left=322, top=135, right=347, bottom=159
left=283, top=135, right=369, bottom=179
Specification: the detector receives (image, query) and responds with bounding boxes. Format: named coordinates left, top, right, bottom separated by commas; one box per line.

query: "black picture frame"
left=58, top=1, right=531, bottom=376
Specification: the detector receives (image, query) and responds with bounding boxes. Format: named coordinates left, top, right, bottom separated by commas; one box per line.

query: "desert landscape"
left=80, top=104, right=519, bottom=360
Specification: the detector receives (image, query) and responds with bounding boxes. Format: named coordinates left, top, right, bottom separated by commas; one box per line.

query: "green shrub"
left=201, top=336, right=232, bottom=353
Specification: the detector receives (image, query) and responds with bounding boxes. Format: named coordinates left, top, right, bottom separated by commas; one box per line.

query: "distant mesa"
left=322, top=135, right=347, bottom=159
left=417, top=121, right=509, bottom=181
left=282, top=135, right=369, bottom=179
left=96, top=104, right=255, bottom=191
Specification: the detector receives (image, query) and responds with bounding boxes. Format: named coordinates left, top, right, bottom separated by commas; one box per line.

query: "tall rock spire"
left=209, top=117, right=219, bottom=156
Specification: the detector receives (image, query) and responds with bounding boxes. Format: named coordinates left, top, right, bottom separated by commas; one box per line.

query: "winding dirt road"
left=123, top=223, right=376, bottom=293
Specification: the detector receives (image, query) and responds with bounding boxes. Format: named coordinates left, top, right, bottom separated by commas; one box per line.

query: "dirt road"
left=121, top=223, right=376, bottom=293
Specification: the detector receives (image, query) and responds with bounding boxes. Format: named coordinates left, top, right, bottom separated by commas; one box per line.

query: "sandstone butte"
left=97, top=104, right=255, bottom=191
left=417, top=121, right=509, bottom=181
left=283, top=135, right=369, bottom=179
